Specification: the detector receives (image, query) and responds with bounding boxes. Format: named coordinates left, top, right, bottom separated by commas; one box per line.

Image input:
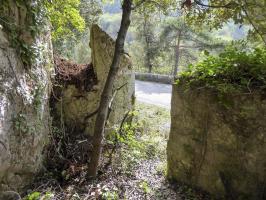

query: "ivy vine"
left=177, top=45, right=266, bottom=95
left=0, top=0, right=45, bottom=69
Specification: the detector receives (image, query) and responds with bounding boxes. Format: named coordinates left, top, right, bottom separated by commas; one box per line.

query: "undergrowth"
left=22, top=102, right=209, bottom=199
left=107, top=103, right=169, bottom=174
left=22, top=103, right=172, bottom=199
left=177, top=46, right=266, bottom=94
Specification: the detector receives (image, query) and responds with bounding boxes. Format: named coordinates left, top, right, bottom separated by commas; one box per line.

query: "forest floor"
left=23, top=102, right=210, bottom=200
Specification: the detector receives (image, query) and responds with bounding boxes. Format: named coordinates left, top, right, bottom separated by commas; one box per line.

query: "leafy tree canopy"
left=185, top=0, right=266, bottom=44
left=45, top=0, right=86, bottom=41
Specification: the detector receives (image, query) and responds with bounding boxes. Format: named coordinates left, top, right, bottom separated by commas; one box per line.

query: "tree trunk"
left=87, top=0, right=133, bottom=177
left=173, top=30, right=181, bottom=76
left=147, top=53, right=152, bottom=73
left=143, top=17, right=153, bottom=73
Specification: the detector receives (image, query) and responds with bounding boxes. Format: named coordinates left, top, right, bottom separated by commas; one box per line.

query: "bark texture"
left=88, top=0, right=133, bottom=177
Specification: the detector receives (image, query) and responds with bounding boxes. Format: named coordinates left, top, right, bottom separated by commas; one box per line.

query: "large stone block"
left=0, top=2, right=53, bottom=191
left=167, top=84, right=266, bottom=199
left=54, top=24, right=134, bottom=136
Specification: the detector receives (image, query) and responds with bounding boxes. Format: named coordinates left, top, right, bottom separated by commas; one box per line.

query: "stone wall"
left=53, top=24, right=135, bottom=137
left=0, top=1, right=53, bottom=191
left=167, top=84, right=266, bottom=199
left=135, top=72, right=173, bottom=84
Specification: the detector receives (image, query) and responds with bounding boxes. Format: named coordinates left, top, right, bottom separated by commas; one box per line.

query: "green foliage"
left=135, top=12, right=161, bottom=73
left=80, top=0, right=102, bottom=26
left=32, top=84, right=45, bottom=113
left=155, top=162, right=167, bottom=176
left=160, top=16, right=225, bottom=75
left=0, top=0, right=44, bottom=68
left=130, top=14, right=225, bottom=74
left=161, top=17, right=225, bottom=50
left=101, top=189, right=119, bottom=200
left=107, top=103, right=170, bottom=175
left=13, top=109, right=42, bottom=135
left=177, top=46, right=266, bottom=94
left=106, top=112, right=147, bottom=171
left=186, top=0, right=266, bottom=44
left=13, top=112, right=29, bottom=135
left=45, top=0, right=85, bottom=41
left=49, top=0, right=102, bottom=60
left=24, top=191, right=54, bottom=200
left=134, top=0, right=181, bottom=14
left=139, top=180, right=151, bottom=194
left=24, top=192, right=41, bottom=200
left=12, top=111, right=40, bottom=136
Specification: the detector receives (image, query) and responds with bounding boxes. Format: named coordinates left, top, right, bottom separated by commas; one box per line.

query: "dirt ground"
left=22, top=102, right=211, bottom=200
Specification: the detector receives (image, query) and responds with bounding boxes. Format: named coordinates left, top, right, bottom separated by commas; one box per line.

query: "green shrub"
left=24, top=191, right=54, bottom=200
left=177, top=46, right=266, bottom=93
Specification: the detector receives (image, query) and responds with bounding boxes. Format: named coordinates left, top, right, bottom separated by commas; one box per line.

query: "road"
left=135, top=80, right=172, bottom=109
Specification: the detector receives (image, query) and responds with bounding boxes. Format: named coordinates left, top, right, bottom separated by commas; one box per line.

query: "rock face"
left=167, top=84, right=266, bottom=199
left=53, top=24, right=134, bottom=137
left=0, top=1, right=53, bottom=192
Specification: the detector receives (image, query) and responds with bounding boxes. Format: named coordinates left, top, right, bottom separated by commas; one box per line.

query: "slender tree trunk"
left=143, top=17, right=153, bottom=73
left=173, top=30, right=181, bottom=76
left=147, top=53, right=152, bottom=73
left=87, top=0, right=133, bottom=177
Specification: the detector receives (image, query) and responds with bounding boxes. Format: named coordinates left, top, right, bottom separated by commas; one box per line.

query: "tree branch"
left=132, top=0, right=147, bottom=10
left=104, top=110, right=130, bottom=169
left=0, top=140, right=7, bottom=150
left=106, top=82, right=128, bottom=122
left=242, top=0, right=266, bottom=45
left=194, top=0, right=236, bottom=9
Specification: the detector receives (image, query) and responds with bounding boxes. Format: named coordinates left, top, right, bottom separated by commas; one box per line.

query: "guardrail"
left=135, top=72, right=174, bottom=84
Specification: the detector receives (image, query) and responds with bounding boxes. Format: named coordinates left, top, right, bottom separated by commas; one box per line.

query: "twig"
left=84, top=108, right=99, bottom=121
left=246, top=78, right=253, bottom=93
left=242, top=0, right=266, bottom=45
left=132, top=0, right=147, bottom=9
left=194, top=0, right=236, bottom=9
left=84, top=83, right=128, bottom=122
left=0, top=17, right=15, bottom=26
left=106, top=82, right=128, bottom=121
left=0, top=140, right=7, bottom=150
left=0, top=46, right=20, bottom=87
left=104, top=110, right=131, bottom=169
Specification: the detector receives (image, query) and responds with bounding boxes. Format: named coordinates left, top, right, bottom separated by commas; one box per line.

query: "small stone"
left=0, top=191, right=21, bottom=200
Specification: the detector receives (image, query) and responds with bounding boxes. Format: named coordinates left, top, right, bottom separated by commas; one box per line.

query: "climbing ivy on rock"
left=177, top=45, right=266, bottom=94
left=0, top=0, right=45, bottom=68
left=0, top=0, right=87, bottom=68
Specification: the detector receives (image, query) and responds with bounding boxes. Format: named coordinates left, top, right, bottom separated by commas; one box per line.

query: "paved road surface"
left=135, top=80, right=172, bottom=109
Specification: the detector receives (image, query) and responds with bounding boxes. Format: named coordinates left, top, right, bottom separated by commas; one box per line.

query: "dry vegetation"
left=22, top=102, right=210, bottom=200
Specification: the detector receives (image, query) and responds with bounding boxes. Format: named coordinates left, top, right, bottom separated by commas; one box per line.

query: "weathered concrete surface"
left=135, top=72, right=173, bottom=84
left=0, top=1, right=53, bottom=191
left=54, top=24, right=134, bottom=136
left=167, top=84, right=266, bottom=199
